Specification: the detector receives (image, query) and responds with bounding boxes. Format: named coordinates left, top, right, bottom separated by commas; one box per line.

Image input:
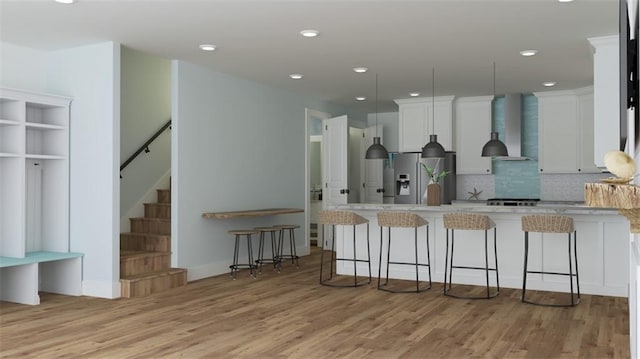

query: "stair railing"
left=120, top=119, right=171, bottom=176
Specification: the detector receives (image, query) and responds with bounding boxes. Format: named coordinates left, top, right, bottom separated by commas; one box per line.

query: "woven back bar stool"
left=443, top=213, right=500, bottom=299
left=254, top=227, right=282, bottom=273
left=228, top=229, right=260, bottom=279
left=318, top=210, right=371, bottom=287
left=521, top=215, right=580, bottom=307
left=377, top=212, right=431, bottom=293
left=275, top=224, right=300, bottom=268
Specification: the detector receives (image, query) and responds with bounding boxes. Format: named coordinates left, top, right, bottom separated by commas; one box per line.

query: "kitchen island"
left=325, top=203, right=630, bottom=297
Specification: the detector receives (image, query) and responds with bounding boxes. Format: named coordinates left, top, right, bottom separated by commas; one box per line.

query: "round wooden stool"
left=377, top=211, right=431, bottom=293
left=318, top=210, right=371, bottom=287
left=443, top=213, right=500, bottom=299
left=228, top=229, right=259, bottom=279
left=521, top=215, right=580, bottom=307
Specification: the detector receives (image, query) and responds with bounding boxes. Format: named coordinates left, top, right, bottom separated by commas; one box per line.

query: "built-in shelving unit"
left=0, top=88, right=82, bottom=305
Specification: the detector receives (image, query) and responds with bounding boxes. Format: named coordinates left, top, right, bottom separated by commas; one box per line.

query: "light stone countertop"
left=327, top=203, right=621, bottom=216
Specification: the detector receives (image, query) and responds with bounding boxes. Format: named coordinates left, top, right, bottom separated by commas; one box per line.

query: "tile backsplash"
left=492, top=95, right=540, bottom=198
left=455, top=94, right=606, bottom=202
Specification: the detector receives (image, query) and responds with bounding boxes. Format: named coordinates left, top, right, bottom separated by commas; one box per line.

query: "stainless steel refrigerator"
left=392, top=151, right=456, bottom=204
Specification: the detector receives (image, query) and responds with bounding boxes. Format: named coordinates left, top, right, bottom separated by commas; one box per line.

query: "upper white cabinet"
left=536, top=87, right=599, bottom=174
left=455, top=96, right=493, bottom=174
left=395, top=96, right=454, bottom=153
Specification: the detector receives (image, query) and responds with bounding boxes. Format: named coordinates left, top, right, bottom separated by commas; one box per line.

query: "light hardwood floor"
left=0, top=248, right=629, bottom=358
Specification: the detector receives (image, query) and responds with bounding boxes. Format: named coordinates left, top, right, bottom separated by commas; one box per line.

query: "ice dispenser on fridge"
left=396, top=174, right=411, bottom=196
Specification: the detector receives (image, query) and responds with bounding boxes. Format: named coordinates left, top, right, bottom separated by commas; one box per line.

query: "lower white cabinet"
left=331, top=205, right=629, bottom=297
left=0, top=88, right=82, bottom=305
left=396, top=96, right=454, bottom=153
left=536, top=87, right=599, bottom=174
left=455, top=96, right=493, bottom=174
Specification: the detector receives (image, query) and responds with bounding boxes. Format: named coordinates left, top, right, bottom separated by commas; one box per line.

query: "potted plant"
left=421, top=163, right=450, bottom=206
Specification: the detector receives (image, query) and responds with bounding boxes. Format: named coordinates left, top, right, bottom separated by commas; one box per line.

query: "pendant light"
left=481, top=62, right=509, bottom=157
left=365, top=73, right=389, bottom=160
left=421, top=68, right=446, bottom=158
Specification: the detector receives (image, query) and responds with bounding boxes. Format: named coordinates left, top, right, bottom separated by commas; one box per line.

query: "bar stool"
left=443, top=213, right=500, bottom=299
left=377, top=212, right=431, bottom=293
left=318, top=210, right=371, bottom=287
left=254, top=227, right=282, bottom=273
left=228, top=229, right=259, bottom=279
left=521, top=215, right=580, bottom=307
left=275, top=224, right=300, bottom=268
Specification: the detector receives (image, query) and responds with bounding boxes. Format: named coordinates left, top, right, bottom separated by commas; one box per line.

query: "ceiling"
left=0, top=0, right=619, bottom=113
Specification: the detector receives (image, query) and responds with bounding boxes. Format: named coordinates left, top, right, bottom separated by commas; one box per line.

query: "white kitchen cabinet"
left=0, top=88, right=82, bottom=305
left=395, top=96, right=454, bottom=153
left=455, top=96, right=493, bottom=174
left=536, top=87, right=599, bottom=174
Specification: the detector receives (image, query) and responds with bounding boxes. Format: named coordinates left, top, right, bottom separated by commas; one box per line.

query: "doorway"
left=305, top=108, right=331, bottom=250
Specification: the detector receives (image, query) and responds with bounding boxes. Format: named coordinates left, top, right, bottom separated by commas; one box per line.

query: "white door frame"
left=305, top=108, right=331, bottom=252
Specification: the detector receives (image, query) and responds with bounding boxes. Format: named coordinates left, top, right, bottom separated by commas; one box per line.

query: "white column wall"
left=47, top=42, right=121, bottom=298
left=0, top=41, right=121, bottom=298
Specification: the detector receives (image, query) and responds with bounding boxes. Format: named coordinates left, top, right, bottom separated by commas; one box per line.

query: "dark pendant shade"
left=421, top=134, right=446, bottom=158
left=481, top=131, right=508, bottom=157
left=365, top=136, right=389, bottom=159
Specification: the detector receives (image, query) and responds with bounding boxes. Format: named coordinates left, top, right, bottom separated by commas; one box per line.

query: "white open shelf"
left=0, top=88, right=78, bottom=305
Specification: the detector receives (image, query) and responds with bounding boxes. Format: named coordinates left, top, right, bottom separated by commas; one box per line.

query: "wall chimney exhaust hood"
left=496, top=94, right=531, bottom=161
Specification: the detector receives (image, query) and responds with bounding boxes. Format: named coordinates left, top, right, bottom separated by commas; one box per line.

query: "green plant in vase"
left=421, top=162, right=450, bottom=206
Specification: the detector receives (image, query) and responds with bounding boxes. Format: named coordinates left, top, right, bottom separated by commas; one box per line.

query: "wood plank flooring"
left=0, top=248, right=629, bottom=358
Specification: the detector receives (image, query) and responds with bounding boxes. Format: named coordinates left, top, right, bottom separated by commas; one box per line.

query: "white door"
left=323, top=115, right=349, bottom=205
left=362, top=125, right=384, bottom=203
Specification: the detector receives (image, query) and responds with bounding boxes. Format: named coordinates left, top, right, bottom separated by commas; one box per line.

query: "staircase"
left=120, top=188, right=187, bottom=298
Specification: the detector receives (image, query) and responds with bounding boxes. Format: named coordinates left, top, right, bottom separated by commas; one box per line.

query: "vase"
left=426, top=183, right=441, bottom=206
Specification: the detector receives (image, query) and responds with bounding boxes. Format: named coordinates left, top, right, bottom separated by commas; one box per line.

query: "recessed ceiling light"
left=543, top=82, right=557, bottom=87
left=199, top=44, right=216, bottom=51
left=353, top=67, right=368, bottom=73
left=300, top=30, right=319, bottom=38
left=289, top=74, right=304, bottom=80
left=355, top=97, right=366, bottom=101
left=55, top=0, right=75, bottom=3
left=520, top=50, right=538, bottom=57
left=558, top=0, right=574, bottom=2
left=409, top=92, right=420, bottom=97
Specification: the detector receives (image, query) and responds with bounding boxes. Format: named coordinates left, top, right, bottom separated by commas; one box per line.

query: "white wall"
left=1, top=41, right=121, bottom=299
left=0, top=42, right=48, bottom=92
left=120, top=47, right=171, bottom=228
left=172, top=60, right=365, bottom=280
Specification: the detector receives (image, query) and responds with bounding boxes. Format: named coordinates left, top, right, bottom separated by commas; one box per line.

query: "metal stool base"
left=319, top=223, right=372, bottom=287
left=443, top=227, right=500, bottom=300
left=255, top=229, right=282, bottom=273
left=521, top=230, right=580, bottom=307
left=377, top=226, right=432, bottom=294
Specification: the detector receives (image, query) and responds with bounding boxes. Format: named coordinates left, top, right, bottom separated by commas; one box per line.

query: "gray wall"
left=171, top=60, right=366, bottom=280
left=367, top=111, right=399, bottom=153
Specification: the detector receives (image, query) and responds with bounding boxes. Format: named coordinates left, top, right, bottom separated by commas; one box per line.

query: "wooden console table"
left=202, top=208, right=304, bottom=220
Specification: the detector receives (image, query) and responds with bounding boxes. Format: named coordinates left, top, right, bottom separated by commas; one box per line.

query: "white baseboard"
left=82, top=279, right=121, bottom=299
left=186, top=260, right=231, bottom=282
left=120, top=169, right=171, bottom=233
